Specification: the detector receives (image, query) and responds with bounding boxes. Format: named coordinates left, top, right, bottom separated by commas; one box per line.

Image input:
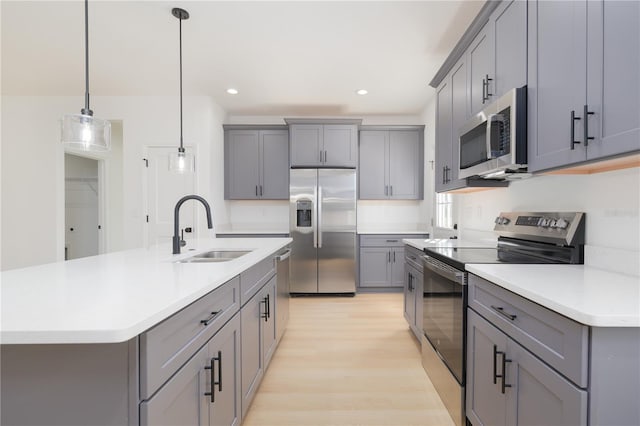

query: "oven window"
left=459, top=122, right=488, bottom=170
left=423, top=268, right=465, bottom=384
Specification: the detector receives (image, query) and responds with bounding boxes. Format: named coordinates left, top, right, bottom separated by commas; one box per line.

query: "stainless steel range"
left=421, top=212, right=585, bottom=426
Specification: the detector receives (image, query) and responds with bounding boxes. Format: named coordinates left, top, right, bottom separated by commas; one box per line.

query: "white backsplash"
left=456, top=167, right=640, bottom=275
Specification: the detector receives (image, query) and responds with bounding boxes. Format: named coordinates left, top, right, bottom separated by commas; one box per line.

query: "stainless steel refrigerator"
left=289, top=169, right=356, bottom=294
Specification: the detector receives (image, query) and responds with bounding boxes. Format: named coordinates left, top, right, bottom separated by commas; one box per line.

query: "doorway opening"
left=64, top=154, right=101, bottom=260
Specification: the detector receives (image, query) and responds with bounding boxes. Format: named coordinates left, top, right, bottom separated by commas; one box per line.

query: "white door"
left=145, top=146, right=196, bottom=247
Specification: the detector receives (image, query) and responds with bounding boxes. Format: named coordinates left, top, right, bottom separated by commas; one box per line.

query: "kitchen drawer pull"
left=491, top=305, right=517, bottom=321
left=200, top=310, right=222, bottom=326
left=386, top=239, right=399, bottom=243
left=409, top=255, right=417, bottom=261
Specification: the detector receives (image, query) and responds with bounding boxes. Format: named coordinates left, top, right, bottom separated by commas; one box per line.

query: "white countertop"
left=466, top=264, right=640, bottom=327
left=403, top=238, right=497, bottom=250
left=1, top=238, right=291, bottom=345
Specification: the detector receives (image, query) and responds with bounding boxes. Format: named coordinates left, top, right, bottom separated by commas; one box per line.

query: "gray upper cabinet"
left=287, top=119, right=360, bottom=167
left=528, top=0, right=640, bottom=172
left=468, top=26, right=494, bottom=115
left=493, top=0, right=527, bottom=98
left=224, top=126, right=289, bottom=200
left=469, top=0, right=527, bottom=116
left=436, top=58, right=469, bottom=192
left=289, top=124, right=323, bottom=166
left=359, top=127, right=424, bottom=200
left=585, top=0, right=640, bottom=160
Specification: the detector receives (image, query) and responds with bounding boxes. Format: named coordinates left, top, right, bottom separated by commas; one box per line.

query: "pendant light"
left=168, top=7, right=195, bottom=173
left=61, top=0, right=111, bottom=152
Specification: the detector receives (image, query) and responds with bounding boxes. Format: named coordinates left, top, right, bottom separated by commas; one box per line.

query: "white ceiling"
left=2, top=1, right=484, bottom=117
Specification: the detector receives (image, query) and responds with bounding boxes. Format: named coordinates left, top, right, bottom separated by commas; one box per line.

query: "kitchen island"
left=1, top=237, right=291, bottom=426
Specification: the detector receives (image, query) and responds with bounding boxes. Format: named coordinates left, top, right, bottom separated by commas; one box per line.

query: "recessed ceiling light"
left=226, top=88, right=239, bottom=95
left=356, top=89, right=368, bottom=95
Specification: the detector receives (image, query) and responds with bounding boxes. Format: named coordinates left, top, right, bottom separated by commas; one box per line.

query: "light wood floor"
left=242, top=293, right=455, bottom=426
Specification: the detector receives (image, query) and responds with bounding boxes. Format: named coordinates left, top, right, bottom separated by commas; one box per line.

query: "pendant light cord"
left=83, top=0, right=92, bottom=116
left=179, top=15, right=184, bottom=151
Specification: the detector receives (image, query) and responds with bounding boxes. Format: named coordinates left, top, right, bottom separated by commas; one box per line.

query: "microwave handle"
left=486, top=114, right=505, bottom=159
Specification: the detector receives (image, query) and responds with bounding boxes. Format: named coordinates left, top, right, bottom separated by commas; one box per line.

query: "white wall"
left=1, top=95, right=226, bottom=270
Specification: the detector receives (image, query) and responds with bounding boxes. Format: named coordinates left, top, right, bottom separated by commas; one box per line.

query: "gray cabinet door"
left=207, top=315, right=242, bottom=426
left=290, top=124, right=322, bottom=167
left=240, top=292, right=264, bottom=417
left=586, top=0, right=640, bottom=160
left=506, top=338, right=587, bottom=426
left=260, top=130, right=289, bottom=199
left=227, top=130, right=260, bottom=199
left=359, top=130, right=388, bottom=199
left=468, top=26, right=494, bottom=115
left=389, top=247, right=405, bottom=287
left=449, top=58, right=469, bottom=190
left=466, top=309, right=508, bottom=426
left=140, top=344, right=209, bottom=426
left=435, top=78, right=453, bottom=192
left=492, top=0, right=527, bottom=98
left=262, top=276, right=278, bottom=369
left=323, top=124, right=358, bottom=167
left=388, top=131, right=421, bottom=199
left=527, top=0, right=588, bottom=172
left=359, top=247, right=391, bottom=287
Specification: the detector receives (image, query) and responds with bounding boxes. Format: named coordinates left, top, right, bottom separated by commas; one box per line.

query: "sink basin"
left=177, top=250, right=251, bottom=263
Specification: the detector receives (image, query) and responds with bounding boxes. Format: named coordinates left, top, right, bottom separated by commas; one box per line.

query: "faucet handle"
left=180, top=229, right=187, bottom=247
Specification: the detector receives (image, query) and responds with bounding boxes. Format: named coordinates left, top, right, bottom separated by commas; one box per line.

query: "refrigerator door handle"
left=312, top=195, right=318, bottom=249
left=317, top=186, right=323, bottom=248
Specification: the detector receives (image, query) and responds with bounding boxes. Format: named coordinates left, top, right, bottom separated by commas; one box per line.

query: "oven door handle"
left=423, top=256, right=465, bottom=285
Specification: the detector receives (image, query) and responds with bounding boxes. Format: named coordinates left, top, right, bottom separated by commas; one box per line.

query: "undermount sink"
left=177, top=250, right=251, bottom=263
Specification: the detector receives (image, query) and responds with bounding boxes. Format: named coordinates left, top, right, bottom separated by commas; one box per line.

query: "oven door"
left=422, top=255, right=467, bottom=384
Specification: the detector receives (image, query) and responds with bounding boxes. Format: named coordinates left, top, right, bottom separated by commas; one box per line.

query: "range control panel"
left=494, top=212, right=585, bottom=245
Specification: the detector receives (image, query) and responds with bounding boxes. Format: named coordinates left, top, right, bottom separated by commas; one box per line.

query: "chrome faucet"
left=173, top=195, right=213, bottom=254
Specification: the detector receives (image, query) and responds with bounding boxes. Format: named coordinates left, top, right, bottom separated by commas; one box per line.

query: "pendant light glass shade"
left=168, top=149, right=195, bottom=173
left=61, top=0, right=111, bottom=152
left=62, top=113, right=111, bottom=152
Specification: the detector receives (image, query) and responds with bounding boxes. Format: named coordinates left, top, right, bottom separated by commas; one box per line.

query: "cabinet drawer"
left=140, top=277, right=240, bottom=399
left=240, top=256, right=276, bottom=306
left=404, top=245, right=423, bottom=272
left=360, top=234, right=426, bottom=247
left=468, top=274, right=588, bottom=387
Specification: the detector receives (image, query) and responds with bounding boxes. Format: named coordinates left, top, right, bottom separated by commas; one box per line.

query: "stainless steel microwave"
left=458, top=86, right=527, bottom=180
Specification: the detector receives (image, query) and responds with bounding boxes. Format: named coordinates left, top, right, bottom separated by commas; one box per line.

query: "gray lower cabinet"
left=403, top=245, right=423, bottom=340
left=224, top=126, right=289, bottom=200
left=359, top=235, right=427, bottom=289
left=140, top=314, right=242, bottom=426
left=528, top=0, right=640, bottom=172
left=467, top=273, right=640, bottom=426
left=240, top=275, right=277, bottom=417
left=467, top=309, right=587, bottom=426
left=358, top=127, right=424, bottom=200
left=287, top=119, right=360, bottom=167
